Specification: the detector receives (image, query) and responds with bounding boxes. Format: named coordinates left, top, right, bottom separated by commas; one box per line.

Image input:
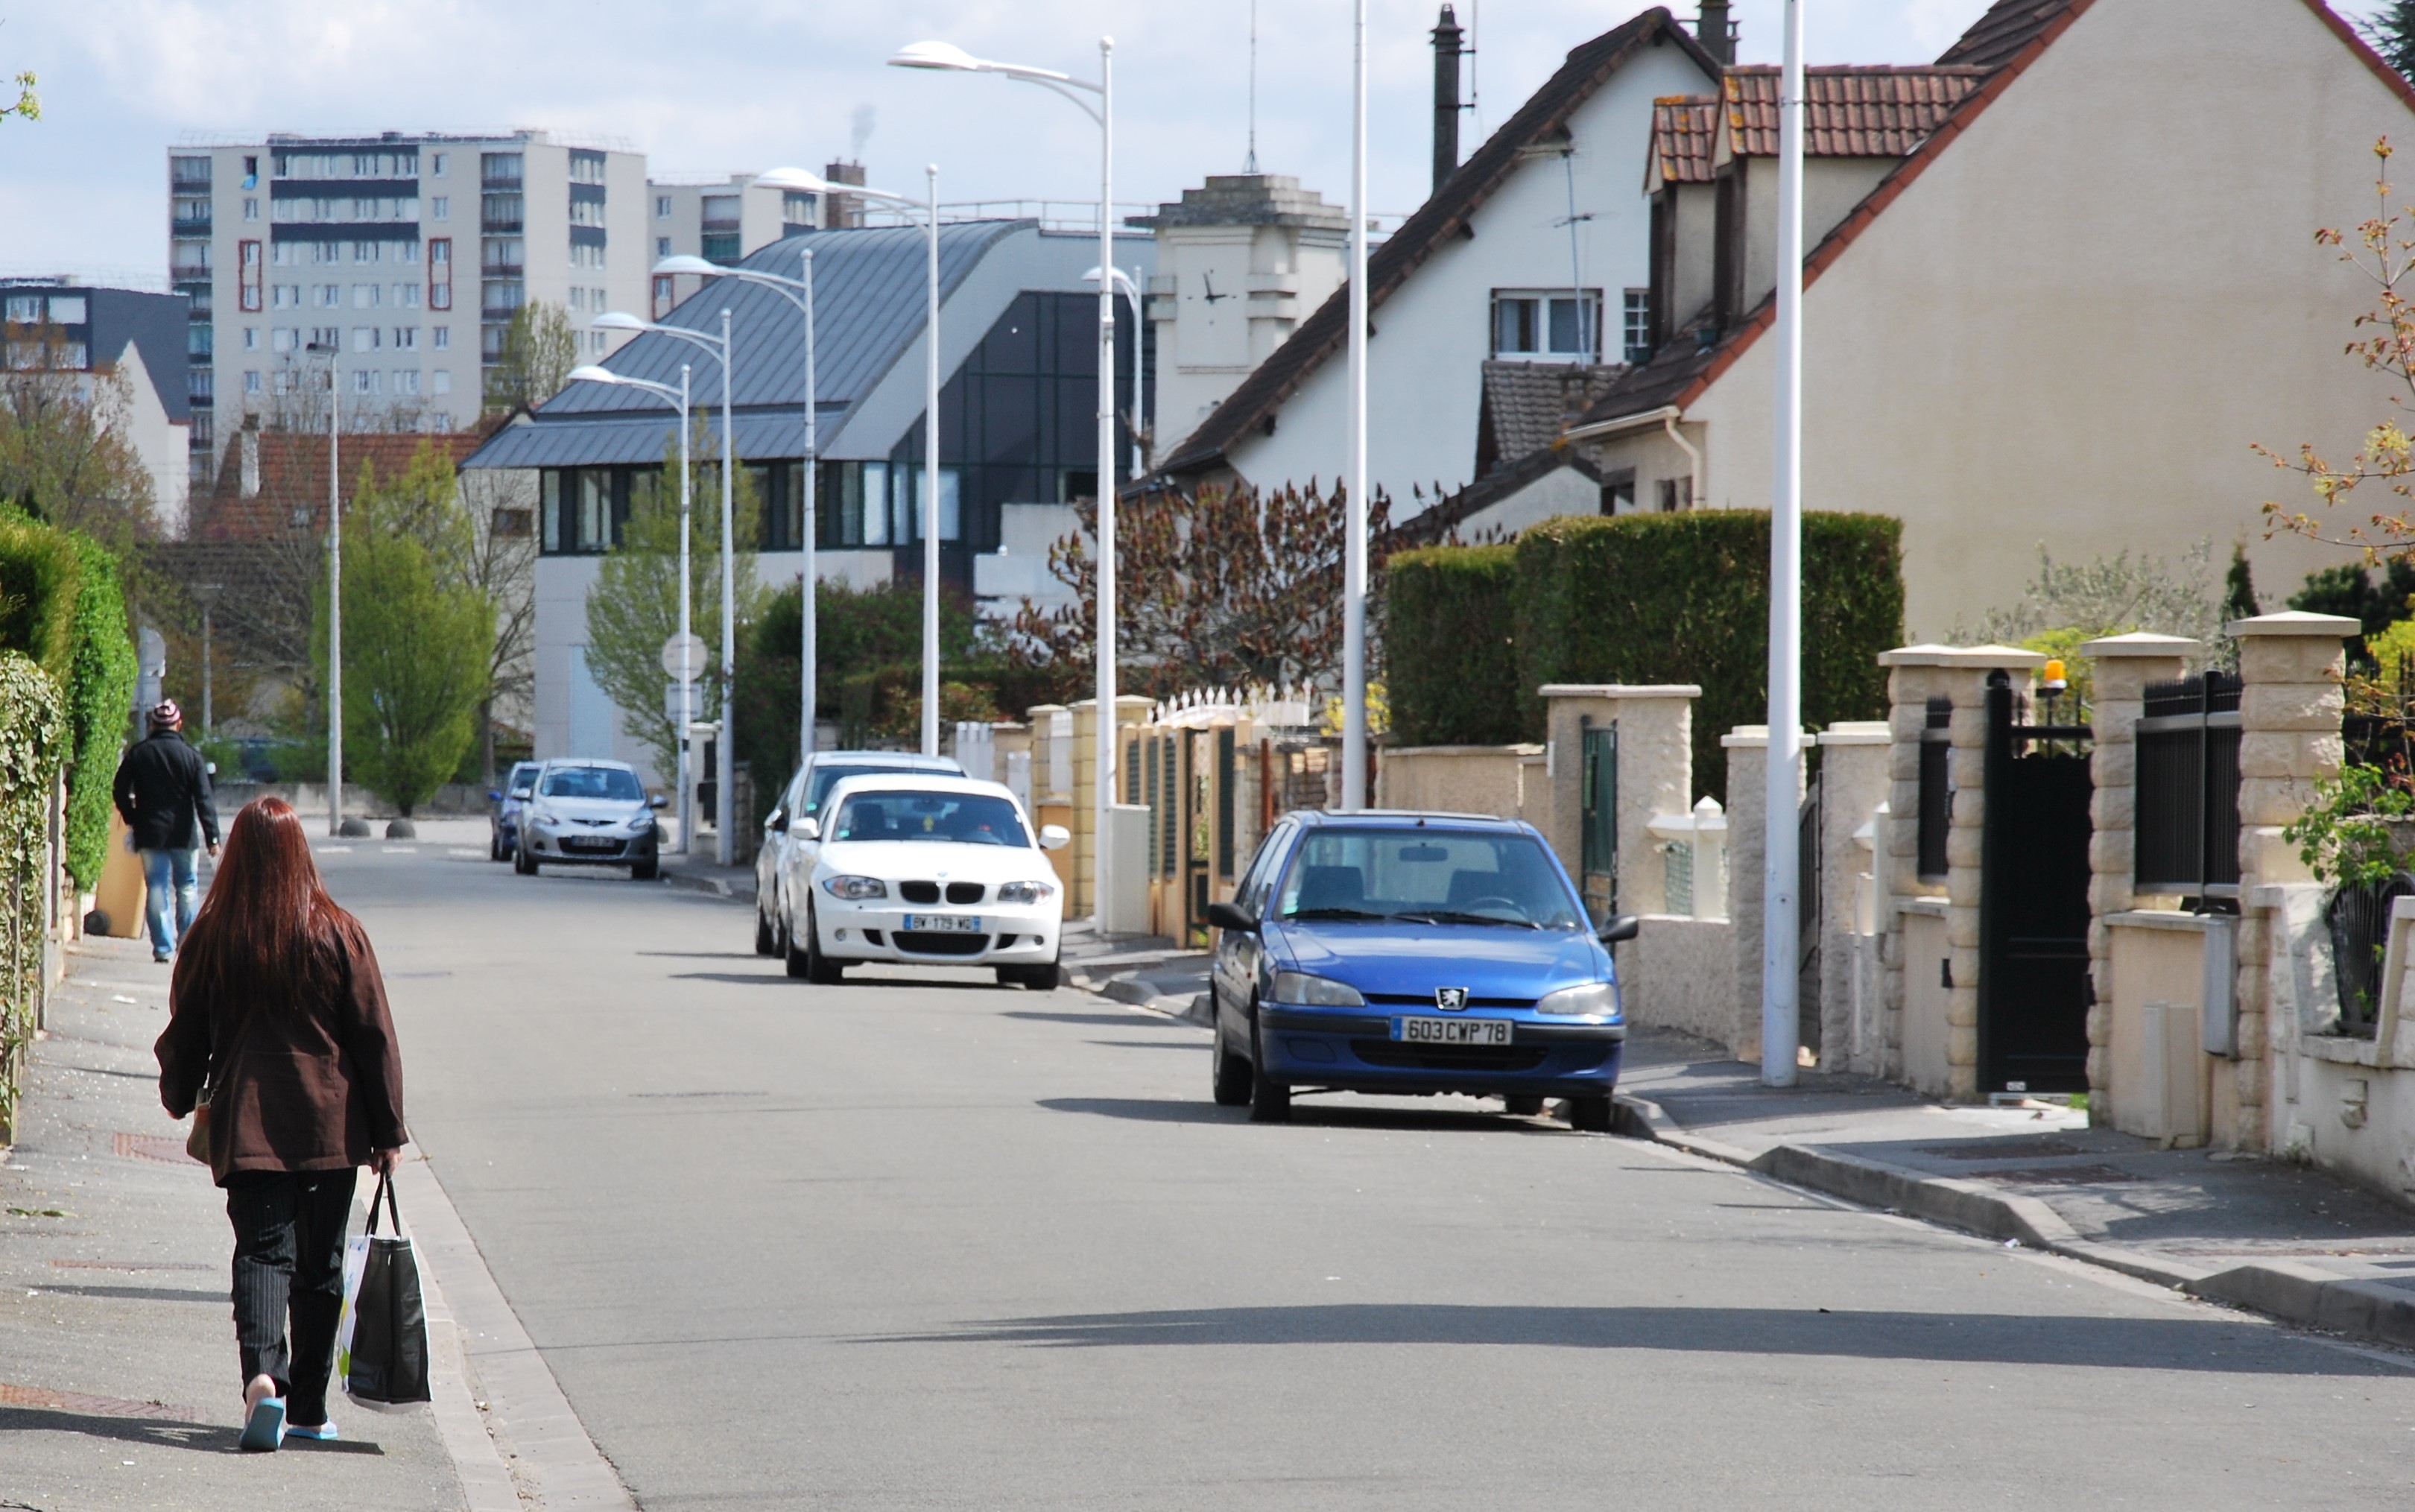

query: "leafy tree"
left=581, top=426, right=764, bottom=775
left=484, top=302, right=577, bottom=414
left=2363, top=1, right=2415, bottom=79
left=735, top=579, right=985, bottom=780
left=311, top=457, right=493, bottom=813
left=0, top=323, right=159, bottom=547
left=1957, top=537, right=2224, bottom=649
left=2224, top=540, right=2262, bottom=624
left=1007, top=478, right=1395, bottom=701
left=2, top=70, right=34, bottom=124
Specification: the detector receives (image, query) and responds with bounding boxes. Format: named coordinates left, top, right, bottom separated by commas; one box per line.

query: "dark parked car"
left=488, top=760, right=539, bottom=862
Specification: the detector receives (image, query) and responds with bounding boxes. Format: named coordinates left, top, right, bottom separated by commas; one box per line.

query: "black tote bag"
left=341, top=1173, right=432, bottom=1404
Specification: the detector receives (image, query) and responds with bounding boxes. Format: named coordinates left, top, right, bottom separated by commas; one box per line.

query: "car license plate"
left=1393, top=1017, right=1511, bottom=1046
left=562, top=835, right=618, bottom=853
left=903, top=914, right=982, bottom=932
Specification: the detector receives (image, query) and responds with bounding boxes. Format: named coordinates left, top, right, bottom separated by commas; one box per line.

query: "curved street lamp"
left=756, top=164, right=946, bottom=760
left=895, top=35, right=1121, bottom=926
left=1083, top=265, right=1145, bottom=481
left=657, top=244, right=821, bottom=770
left=566, top=361, right=697, bottom=855
left=593, top=307, right=738, bottom=866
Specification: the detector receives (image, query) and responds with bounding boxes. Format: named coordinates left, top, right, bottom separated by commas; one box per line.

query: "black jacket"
left=112, top=730, right=219, bottom=853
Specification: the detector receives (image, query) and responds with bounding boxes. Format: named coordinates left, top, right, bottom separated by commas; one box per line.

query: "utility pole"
left=1761, top=0, right=1807, bottom=1086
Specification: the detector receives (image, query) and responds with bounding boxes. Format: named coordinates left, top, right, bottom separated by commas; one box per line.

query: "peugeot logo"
left=1435, top=986, right=1470, bottom=1011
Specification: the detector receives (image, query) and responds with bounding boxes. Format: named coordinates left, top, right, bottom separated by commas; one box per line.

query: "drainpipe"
left=1664, top=411, right=1703, bottom=509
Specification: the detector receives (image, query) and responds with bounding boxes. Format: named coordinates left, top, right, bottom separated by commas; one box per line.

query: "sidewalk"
left=1060, top=921, right=1211, bottom=1022
left=0, top=937, right=489, bottom=1509
left=1618, top=1026, right=2415, bottom=1351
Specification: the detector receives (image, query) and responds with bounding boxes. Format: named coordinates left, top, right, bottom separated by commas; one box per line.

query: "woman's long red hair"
left=174, top=796, right=345, bottom=1012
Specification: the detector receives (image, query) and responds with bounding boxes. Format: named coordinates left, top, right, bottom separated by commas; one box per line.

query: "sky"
left=0, top=0, right=2397, bottom=285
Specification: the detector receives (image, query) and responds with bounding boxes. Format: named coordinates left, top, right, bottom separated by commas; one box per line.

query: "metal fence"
left=2134, top=671, right=2242, bottom=899
left=1917, top=698, right=1951, bottom=879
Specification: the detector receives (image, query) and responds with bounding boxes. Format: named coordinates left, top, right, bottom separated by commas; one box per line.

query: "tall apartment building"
left=168, top=130, right=648, bottom=479
left=642, top=162, right=863, bottom=317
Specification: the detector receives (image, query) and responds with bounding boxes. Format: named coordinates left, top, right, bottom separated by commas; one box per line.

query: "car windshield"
left=806, top=763, right=944, bottom=815
left=829, top=791, right=1030, bottom=847
left=1273, top=829, right=1583, bottom=930
left=540, top=766, right=644, bottom=802
left=507, top=763, right=537, bottom=797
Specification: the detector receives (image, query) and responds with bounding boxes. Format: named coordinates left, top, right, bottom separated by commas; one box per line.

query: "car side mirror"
left=487, top=790, right=503, bottom=802
left=649, top=794, right=669, bottom=810
left=1598, top=914, right=1641, bottom=944
left=1039, top=823, right=1071, bottom=851
left=797, top=816, right=821, bottom=841
left=1206, top=900, right=1259, bottom=934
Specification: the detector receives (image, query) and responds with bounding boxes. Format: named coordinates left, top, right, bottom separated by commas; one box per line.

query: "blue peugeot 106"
left=1206, top=810, right=1637, bottom=1129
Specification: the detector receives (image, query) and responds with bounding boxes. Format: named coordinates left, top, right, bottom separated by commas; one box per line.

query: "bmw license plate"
left=1393, top=1017, right=1511, bottom=1046
left=902, top=914, right=982, bottom=932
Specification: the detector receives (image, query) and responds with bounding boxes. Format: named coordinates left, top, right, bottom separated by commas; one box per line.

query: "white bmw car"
left=782, top=774, right=1070, bottom=988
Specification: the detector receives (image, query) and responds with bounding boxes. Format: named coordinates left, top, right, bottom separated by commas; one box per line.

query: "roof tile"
left=1653, top=96, right=1719, bottom=185
left=1721, top=66, right=1987, bottom=159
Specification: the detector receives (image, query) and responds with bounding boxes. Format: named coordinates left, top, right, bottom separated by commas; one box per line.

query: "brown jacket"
left=155, top=911, right=408, bottom=1184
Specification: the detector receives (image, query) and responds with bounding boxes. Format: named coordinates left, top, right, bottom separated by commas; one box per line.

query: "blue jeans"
left=140, top=847, right=200, bottom=957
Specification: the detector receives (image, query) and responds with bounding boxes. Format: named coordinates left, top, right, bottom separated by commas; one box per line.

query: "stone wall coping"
left=2302, top=1034, right=2391, bottom=1069
left=1718, top=725, right=1810, bottom=749
left=2107, top=908, right=2222, bottom=933
left=1898, top=896, right=1949, bottom=918
left=2078, top=631, right=2203, bottom=657
left=1386, top=743, right=1546, bottom=758
left=1814, top=722, right=1890, bottom=746
left=1878, top=643, right=2049, bottom=669
left=1536, top=683, right=1703, bottom=700
left=2227, top=610, right=2360, bottom=637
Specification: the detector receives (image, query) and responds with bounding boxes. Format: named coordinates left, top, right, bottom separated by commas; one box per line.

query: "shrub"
left=63, top=534, right=137, bottom=887
left=1389, top=511, right=1902, bottom=799
left=0, top=651, right=66, bottom=1142
left=1385, top=544, right=1519, bottom=746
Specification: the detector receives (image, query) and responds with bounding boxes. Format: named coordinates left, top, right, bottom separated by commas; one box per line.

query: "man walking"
left=113, top=700, right=220, bottom=964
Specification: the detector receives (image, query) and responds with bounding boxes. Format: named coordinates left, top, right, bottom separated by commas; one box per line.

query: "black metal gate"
left=1799, top=768, right=1823, bottom=1059
left=1579, top=718, right=1618, bottom=925
left=1978, top=669, right=2093, bottom=1095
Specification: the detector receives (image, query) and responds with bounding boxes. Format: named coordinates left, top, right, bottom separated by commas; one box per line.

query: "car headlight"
left=1271, top=970, right=1365, bottom=1007
left=997, top=879, right=1057, bottom=905
left=821, top=874, right=888, bottom=900
left=627, top=813, right=655, bottom=832
left=1536, top=981, right=1618, bottom=1016
left=529, top=807, right=557, bottom=827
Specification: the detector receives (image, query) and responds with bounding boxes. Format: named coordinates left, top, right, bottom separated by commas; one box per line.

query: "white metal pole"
left=1341, top=0, right=1370, bottom=812
left=801, top=247, right=819, bottom=767
left=1094, top=35, right=1117, bottom=925
left=1761, top=0, right=1807, bottom=1087
left=1127, top=270, right=1145, bottom=481
left=327, top=357, right=344, bottom=835
left=922, top=165, right=942, bottom=759
left=718, top=306, right=735, bottom=867
left=677, top=363, right=693, bottom=856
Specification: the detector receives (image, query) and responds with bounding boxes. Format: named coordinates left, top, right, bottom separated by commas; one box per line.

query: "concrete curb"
left=1612, top=1092, right=2415, bottom=1353
left=661, top=869, right=743, bottom=902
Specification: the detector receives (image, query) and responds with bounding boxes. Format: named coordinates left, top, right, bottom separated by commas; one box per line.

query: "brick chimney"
left=821, top=160, right=867, bottom=229
left=1697, top=1, right=1736, bottom=66
left=1431, top=5, right=1464, bottom=194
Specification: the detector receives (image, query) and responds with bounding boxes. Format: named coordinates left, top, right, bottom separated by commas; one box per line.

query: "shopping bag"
left=336, top=1173, right=431, bottom=1404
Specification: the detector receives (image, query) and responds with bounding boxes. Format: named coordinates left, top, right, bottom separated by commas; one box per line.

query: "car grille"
left=900, top=881, right=941, bottom=904
left=1351, top=1040, right=1551, bottom=1072
left=863, top=929, right=884, bottom=946
left=946, top=881, right=984, bottom=905
left=995, top=934, right=1018, bottom=949
left=895, top=931, right=990, bottom=957
left=1365, top=993, right=1536, bottom=1010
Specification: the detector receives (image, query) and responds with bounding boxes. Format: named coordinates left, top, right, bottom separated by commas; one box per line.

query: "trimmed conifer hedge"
left=1386, top=543, right=1521, bottom=747
left=1386, top=510, right=1904, bottom=798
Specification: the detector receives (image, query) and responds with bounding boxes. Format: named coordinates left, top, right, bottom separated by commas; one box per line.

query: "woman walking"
left=155, top=796, right=408, bottom=1452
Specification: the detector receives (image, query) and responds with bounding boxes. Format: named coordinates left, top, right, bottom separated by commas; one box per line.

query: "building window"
left=242, top=327, right=259, bottom=350
left=433, top=369, right=451, bottom=394
left=652, top=275, right=674, bottom=318
left=353, top=284, right=381, bottom=309
left=569, top=149, right=607, bottom=186
left=1622, top=291, right=1649, bottom=365
left=431, top=151, right=449, bottom=178
left=352, top=326, right=379, bottom=352
left=353, top=369, right=379, bottom=395
left=782, top=190, right=816, bottom=224
left=1656, top=476, right=1693, bottom=512
left=567, top=288, right=583, bottom=311
left=656, top=236, right=671, bottom=258
left=396, top=369, right=420, bottom=395
left=188, top=325, right=212, bottom=358
left=244, top=197, right=259, bottom=221
left=569, top=197, right=607, bottom=229
left=170, top=155, right=210, bottom=187
left=700, top=232, right=740, bottom=263
left=395, top=326, right=418, bottom=349
left=240, top=238, right=264, bottom=311
left=655, top=194, right=672, bottom=218
left=1601, top=469, right=1636, bottom=515
left=433, top=326, right=450, bottom=349
left=395, top=282, right=421, bottom=309
left=272, top=328, right=293, bottom=353
left=431, top=196, right=449, bottom=221
left=428, top=237, right=452, bottom=311
left=1489, top=288, right=1601, bottom=361
left=244, top=370, right=262, bottom=394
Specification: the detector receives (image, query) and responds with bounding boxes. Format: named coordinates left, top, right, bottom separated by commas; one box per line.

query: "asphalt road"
left=326, top=826, right=2415, bottom=1510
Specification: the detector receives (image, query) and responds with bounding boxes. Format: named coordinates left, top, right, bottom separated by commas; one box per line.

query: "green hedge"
left=1387, top=510, right=1904, bottom=800
left=63, top=537, right=136, bottom=888
left=0, top=651, right=66, bottom=1143
left=1387, top=543, right=1521, bottom=747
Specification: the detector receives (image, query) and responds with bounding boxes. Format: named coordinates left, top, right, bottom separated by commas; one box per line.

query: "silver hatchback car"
left=515, top=759, right=667, bottom=879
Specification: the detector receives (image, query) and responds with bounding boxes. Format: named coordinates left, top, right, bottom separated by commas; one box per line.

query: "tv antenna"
left=1244, top=0, right=1259, bottom=172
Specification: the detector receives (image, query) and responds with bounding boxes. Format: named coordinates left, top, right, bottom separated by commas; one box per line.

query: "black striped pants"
left=225, top=1168, right=357, bottom=1424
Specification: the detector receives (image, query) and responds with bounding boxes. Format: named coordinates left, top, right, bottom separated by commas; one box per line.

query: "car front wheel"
left=755, top=901, right=776, bottom=955
left=1211, top=994, right=1252, bottom=1107
left=513, top=844, right=537, bottom=876
left=1566, top=1095, right=1612, bottom=1133
left=1247, top=1012, right=1291, bottom=1124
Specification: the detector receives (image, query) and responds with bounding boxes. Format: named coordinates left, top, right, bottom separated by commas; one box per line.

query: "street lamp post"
left=756, top=167, right=944, bottom=762
left=891, top=35, right=1120, bottom=919
left=1762, top=0, right=1808, bottom=1086
left=566, top=361, right=697, bottom=855
left=1342, top=0, right=1370, bottom=812
left=1086, top=265, right=1146, bottom=480
left=656, top=243, right=824, bottom=769
left=594, top=308, right=735, bottom=864
left=306, top=339, right=344, bottom=835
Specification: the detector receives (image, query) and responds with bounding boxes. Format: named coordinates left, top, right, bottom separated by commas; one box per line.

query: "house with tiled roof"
left=1151, top=5, right=1723, bottom=525
left=1571, top=0, right=2409, bottom=636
